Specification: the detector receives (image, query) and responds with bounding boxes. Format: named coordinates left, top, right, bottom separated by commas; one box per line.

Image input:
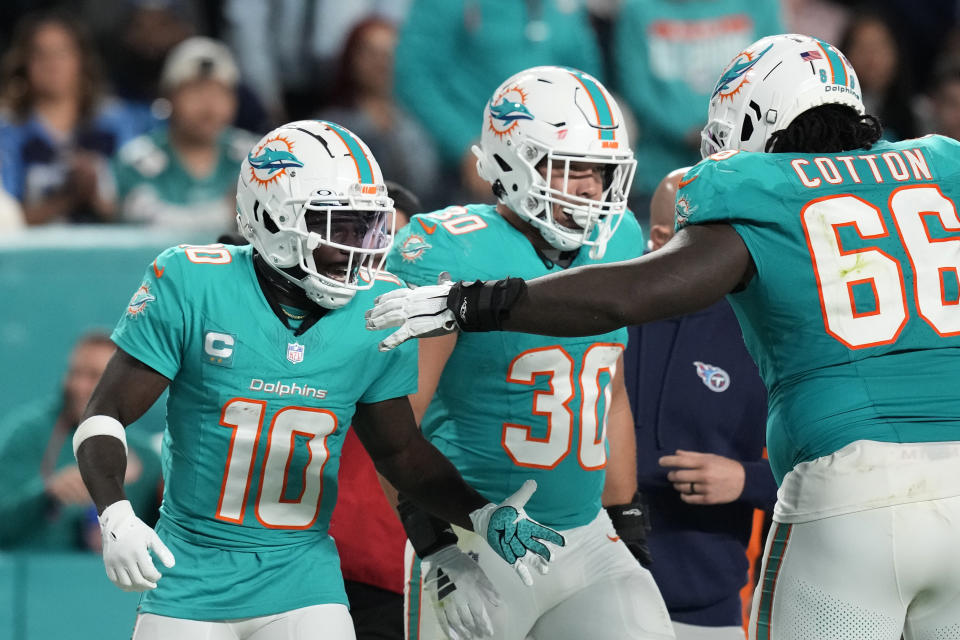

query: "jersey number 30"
left=503, top=344, right=621, bottom=470
left=802, top=185, right=960, bottom=348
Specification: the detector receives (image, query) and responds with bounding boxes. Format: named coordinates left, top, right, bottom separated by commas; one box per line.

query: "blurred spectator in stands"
left=91, top=0, right=269, bottom=137
left=109, top=37, right=255, bottom=233
left=839, top=10, right=918, bottom=141
left=929, top=57, right=960, bottom=142
left=0, top=174, right=25, bottom=232
left=329, top=181, right=420, bottom=640
left=95, top=0, right=196, bottom=133
left=0, top=332, right=161, bottom=551
left=394, top=0, right=604, bottom=203
left=0, top=12, right=146, bottom=225
left=781, top=0, right=849, bottom=45
left=224, top=0, right=411, bottom=123
left=612, top=0, right=783, bottom=218
left=319, top=19, right=439, bottom=209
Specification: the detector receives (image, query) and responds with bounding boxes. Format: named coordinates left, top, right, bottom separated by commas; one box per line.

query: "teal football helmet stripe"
left=321, top=120, right=375, bottom=183
left=816, top=39, right=848, bottom=88
left=568, top=69, right=616, bottom=141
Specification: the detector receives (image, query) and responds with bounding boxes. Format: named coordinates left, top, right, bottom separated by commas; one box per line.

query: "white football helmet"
left=473, top=66, right=636, bottom=258
left=236, top=120, right=394, bottom=309
left=701, top=34, right=865, bottom=158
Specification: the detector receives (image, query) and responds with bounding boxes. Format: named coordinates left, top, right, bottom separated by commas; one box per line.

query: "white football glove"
left=366, top=275, right=457, bottom=351
left=469, top=480, right=565, bottom=586
left=423, top=545, right=501, bottom=640
left=99, top=500, right=175, bottom=592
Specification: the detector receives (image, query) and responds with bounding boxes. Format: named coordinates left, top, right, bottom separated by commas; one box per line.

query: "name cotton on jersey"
left=677, top=136, right=960, bottom=483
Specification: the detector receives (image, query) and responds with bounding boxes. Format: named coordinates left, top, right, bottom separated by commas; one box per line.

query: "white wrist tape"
left=73, top=415, right=128, bottom=458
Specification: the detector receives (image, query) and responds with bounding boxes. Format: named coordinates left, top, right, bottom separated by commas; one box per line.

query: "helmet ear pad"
left=474, top=144, right=517, bottom=201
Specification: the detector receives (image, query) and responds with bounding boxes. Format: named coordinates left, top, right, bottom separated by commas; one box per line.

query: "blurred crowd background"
left=2, top=0, right=960, bottom=637
left=0, top=0, right=957, bottom=234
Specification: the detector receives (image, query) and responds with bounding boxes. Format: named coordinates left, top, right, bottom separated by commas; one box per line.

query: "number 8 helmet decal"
left=473, top=66, right=636, bottom=258
left=236, top=120, right=395, bottom=309
left=701, top=34, right=865, bottom=158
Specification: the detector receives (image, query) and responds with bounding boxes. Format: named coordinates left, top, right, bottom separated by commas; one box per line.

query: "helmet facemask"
left=482, top=138, right=636, bottom=259
left=248, top=183, right=395, bottom=309
left=700, top=118, right=733, bottom=158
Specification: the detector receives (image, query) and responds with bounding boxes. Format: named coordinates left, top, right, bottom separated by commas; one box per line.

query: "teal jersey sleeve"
left=359, top=276, right=419, bottom=404
left=112, top=245, right=186, bottom=379
left=675, top=138, right=960, bottom=482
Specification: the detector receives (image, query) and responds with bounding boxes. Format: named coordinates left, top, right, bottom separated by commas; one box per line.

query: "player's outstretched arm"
left=353, top=397, right=565, bottom=575
left=500, top=224, right=751, bottom=335
left=367, top=224, right=752, bottom=347
left=75, top=348, right=174, bottom=592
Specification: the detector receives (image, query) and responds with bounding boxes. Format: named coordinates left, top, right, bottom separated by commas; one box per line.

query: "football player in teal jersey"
left=370, top=36, right=960, bottom=640
left=386, top=67, right=673, bottom=640
left=72, top=120, right=563, bottom=640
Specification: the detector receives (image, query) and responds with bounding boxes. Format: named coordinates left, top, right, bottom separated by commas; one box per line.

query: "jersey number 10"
left=215, top=399, right=337, bottom=529
left=802, top=185, right=960, bottom=348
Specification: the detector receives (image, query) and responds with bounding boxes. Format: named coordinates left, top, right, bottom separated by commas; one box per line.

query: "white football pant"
left=405, top=509, right=675, bottom=640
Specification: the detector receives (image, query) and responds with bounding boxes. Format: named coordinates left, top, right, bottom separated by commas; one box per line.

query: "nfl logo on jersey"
left=287, top=342, right=305, bottom=364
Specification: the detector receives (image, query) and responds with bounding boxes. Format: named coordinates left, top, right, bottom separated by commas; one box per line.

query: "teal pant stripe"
left=755, top=522, right=792, bottom=640
left=408, top=556, right=423, bottom=640
left=319, top=120, right=375, bottom=183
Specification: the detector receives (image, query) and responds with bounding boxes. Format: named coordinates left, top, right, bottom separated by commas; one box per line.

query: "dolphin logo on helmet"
left=490, top=99, right=534, bottom=123
left=712, top=42, right=774, bottom=101
left=247, top=147, right=304, bottom=175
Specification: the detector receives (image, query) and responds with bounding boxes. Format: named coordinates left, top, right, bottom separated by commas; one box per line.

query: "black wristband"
left=446, top=277, right=527, bottom=332
left=397, top=494, right=458, bottom=558
left=607, top=492, right=654, bottom=567
left=606, top=491, right=652, bottom=535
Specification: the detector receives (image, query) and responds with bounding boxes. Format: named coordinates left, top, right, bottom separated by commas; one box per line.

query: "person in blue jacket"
left=623, top=168, right=778, bottom=640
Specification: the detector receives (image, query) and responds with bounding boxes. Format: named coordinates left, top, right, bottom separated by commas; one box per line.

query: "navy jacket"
left=624, top=299, right=777, bottom=627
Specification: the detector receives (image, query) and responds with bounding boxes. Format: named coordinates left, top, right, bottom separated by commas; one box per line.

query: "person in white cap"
left=110, top=36, right=256, bottom=232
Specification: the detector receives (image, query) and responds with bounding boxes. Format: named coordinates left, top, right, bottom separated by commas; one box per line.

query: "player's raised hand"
left=423, top=545, right=501, bottom=639
left=468, top=480, right=565, bottom=586
left=366, top=274, right=458, bottom=351
left=98, top=500, right=175, bottom=592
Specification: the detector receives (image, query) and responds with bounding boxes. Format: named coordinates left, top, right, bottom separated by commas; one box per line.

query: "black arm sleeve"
left=353, top=397, right=488, bottom=529
left=397, top=493, right=458, bottom=558
left=447, top=224, right=752, bottom=337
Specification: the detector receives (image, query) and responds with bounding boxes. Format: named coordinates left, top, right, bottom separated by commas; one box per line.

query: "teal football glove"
left=468, top=480, right=565, bottom=586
